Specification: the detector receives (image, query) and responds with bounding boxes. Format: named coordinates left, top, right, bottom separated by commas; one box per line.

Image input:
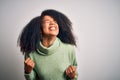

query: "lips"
left=49, top=27, right=56, bottom=30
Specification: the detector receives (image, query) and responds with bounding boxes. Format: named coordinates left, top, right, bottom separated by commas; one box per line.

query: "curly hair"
left=17, top=9, right=76, bottom=54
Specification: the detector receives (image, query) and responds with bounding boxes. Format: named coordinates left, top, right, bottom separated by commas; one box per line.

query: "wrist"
left=24, top=70, right=31, bottom=74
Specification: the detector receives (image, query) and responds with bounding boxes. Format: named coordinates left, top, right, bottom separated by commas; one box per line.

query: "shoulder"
left=24, top=51, right=36, bottom=60
left=59, top=39, right=75, bottom=52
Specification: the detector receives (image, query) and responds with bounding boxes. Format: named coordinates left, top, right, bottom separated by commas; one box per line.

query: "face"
left=41, top=15, right=59, bottom=37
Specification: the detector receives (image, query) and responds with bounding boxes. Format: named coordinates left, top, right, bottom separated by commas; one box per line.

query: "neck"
left=41, top=36, right=56, bottom=48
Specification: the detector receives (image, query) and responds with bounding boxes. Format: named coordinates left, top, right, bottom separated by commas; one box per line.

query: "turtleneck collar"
left=36, top=37, right=60, bottom=56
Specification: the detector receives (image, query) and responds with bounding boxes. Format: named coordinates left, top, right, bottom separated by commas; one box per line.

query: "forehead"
left=42, top=15, right=54, bottom=21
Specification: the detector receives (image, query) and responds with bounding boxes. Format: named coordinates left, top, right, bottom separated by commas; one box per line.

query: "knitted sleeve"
left=24, top=53, right=36, bottom=80
left=70, top=46, right=78, bottom=80
left=69, top=46, right=77, bottom=66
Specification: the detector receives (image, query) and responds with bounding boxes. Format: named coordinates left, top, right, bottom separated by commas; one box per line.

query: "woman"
left=18, top=9, right=78, bottom=80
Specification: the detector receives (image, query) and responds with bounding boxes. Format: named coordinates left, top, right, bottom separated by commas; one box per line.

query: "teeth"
left=50, top=27, right=55, bottom=30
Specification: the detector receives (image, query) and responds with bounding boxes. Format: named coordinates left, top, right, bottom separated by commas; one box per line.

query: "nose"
left=50, top=21, right=56, bottom=25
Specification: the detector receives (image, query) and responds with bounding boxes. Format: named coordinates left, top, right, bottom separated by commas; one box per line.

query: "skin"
left=41, top=15, right=59, bottom=47
left=66, top=65, right=77, bottom=79
left=24, top=58, right=35, bottom=74
left=24, top=15, right=76, bottom=79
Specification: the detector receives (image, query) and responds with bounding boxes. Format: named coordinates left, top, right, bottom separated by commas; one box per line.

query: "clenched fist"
left=24, top=58, right=35, bottom=74
left=66, top=65, right=77, bottom=79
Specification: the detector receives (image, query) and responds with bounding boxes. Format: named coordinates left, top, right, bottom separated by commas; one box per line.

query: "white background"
left=0, top=0, right=120, bottom=80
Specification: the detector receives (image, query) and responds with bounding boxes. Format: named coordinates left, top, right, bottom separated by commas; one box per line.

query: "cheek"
left=42, top=24, right=49, bottom=31
left=56, top=24, right=59, bottom=29
left=57, top=25, right=59, bottom=32
left=42, top=24, right=48, bottom=28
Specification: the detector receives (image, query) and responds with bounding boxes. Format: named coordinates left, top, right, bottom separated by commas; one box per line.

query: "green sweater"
left=24, top=37, right=78, bottom=80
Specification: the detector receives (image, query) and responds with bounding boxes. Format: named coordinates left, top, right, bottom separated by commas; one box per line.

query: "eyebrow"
left=42, top=19, right=56, bottom=22
left=42, top=19, right=50, bottom=21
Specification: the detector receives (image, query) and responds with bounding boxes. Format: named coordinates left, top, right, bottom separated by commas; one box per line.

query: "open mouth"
left=49, top=27, right=56, bottom=30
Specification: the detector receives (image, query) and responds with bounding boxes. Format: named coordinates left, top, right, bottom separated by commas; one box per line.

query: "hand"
left=65, top=65, right=77, bottom=79
left=24, top=58, right=35, bottom=74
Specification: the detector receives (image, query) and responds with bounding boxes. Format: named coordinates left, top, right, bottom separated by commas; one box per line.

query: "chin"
left=50, top=32, right=59, bottom=36
left=49, top=33, right=58, bottom=37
